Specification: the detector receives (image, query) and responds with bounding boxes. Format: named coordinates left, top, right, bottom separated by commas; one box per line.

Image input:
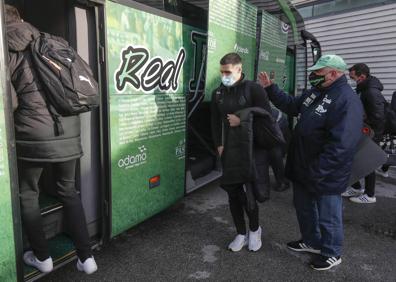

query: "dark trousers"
left=268, top=146, right=287, bottom=185
left=18, top=160, right=91, bottom=261
left=351, top=171, right=376, bottom=197
left=293, top=183, right=343, bottom=257
left=224, top=184, right=259, bottom=235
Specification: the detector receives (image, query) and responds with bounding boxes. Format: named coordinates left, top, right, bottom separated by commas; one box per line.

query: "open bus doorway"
left=4, top=0, right=103, bottom=280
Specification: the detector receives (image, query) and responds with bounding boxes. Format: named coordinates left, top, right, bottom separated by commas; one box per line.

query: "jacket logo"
left=303, top=93, right=317, bottom=107
left=238, top=95, right=247, bottom=106
left=79, top=75, right=94, bottom=88
left=314, top=95, right=332, bottom=116
left=216, top=90, right=223, bottom=104
left=315, top=105, right=327, bottom=115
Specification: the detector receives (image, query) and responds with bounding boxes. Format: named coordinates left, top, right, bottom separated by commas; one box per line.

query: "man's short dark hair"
left=220, top=53, right=242, bottom=65
left=348, top=63, right=370, bottom=77
left=5, top=5, right=21, bottom=24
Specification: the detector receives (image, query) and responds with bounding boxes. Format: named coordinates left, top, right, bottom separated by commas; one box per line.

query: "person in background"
left=259, top=55, right=363, bottom=270
left=268, top=108, right=290, bottom=192
left=343, top=63, right=387, bottom=204
left=5, top=5, right=97, bottom=274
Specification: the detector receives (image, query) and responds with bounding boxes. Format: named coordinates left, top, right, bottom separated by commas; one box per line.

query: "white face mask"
left=221, top=74, right=236, bottom=87
left=349, top=80, right=357, bottom=88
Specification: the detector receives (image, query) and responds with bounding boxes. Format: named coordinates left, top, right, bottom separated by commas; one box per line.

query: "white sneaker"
left=228, top=234, right=248, bottom=252
left=77, top=257, right=98, bottom=274
left=248, top=226, right=262, bottom=252
left=23, top=251, right=53, bottom=273
left=376, top=169, right=389, bottom=178
left=341, top=187, right=364, bottom=197
left=350, top=194, right=376, bottom=204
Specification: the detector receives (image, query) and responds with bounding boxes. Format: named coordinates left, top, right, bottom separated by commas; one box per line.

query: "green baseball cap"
left=307, top=54, right=347, bottom=71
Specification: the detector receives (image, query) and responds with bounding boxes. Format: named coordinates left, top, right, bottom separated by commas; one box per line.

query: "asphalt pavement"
left=41, top=176, right=396, bottom=282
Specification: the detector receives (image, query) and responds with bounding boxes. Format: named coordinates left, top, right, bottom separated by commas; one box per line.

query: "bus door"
left=3, top=0, right=105, bottom=280
left=0, top=2, right=21, bottom=281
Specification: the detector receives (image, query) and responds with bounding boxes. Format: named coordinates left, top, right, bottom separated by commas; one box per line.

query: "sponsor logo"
left=281, top=23, right=289, bottom=34
left=115, top=46, right=186, bottom=93
left=175, top=139, right=185, bottom=159
left=259, top=51, right=269, bottom=61
left=118, top=145, right=148, bottom=169
left=234, top=43, right=249, bottom=54
left=208, top=31, right=217, bottom=51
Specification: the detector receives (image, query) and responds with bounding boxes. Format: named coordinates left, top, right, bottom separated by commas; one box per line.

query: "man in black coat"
left=343, top=63, right=387, bottom=204
left=6, top=5, right=97, bottom=274
left=211, top=53, right=272, bottom=253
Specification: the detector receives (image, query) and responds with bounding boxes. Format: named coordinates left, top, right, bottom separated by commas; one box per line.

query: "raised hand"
left=258, top=71, right=273, bottom=88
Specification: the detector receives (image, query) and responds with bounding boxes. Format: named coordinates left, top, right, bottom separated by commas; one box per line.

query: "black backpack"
left=386, top=91, right=396, bottom=134
left=30, top=32, right=99, bottom=117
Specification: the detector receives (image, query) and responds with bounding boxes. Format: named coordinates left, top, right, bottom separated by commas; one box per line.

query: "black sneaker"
left=286, top=240, right=320, bottom=254
left=310, top=255, right=342, bottom=271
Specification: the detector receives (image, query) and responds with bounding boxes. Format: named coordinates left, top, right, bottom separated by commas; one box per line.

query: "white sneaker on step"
left=228, top=234, right=248, bottom=252
left=341, top=187, right=364, bottom=197
left=77, top=257, right=98, bottom=274
left=23, top=251, right=53, bottom=273
left=349, top=194, right=376, bottom=204
left=248, top=226, right=262, bottom=252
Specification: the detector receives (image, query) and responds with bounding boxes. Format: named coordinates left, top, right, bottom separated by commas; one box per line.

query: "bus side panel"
left=257, top=11, right=289, bottom=91
left=0, top=11, right=17, bottom=282
left=106, top=1, right=201, bottom=237
left=204, top=0, right=257, bottom=100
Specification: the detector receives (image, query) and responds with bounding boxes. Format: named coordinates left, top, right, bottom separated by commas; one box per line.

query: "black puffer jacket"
left=210, top=75, right=272, bottom=148
left=210, top=76, right=272, bottom=188
left=8, top=22, right=82, bottom=162
left=356, top=75, right=387, bottom=138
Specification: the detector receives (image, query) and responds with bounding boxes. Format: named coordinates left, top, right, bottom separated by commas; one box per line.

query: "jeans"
left=18, top=160, right=92, bottom=261
left=224, top=184, right=259, bottom=235
left=293, top=183, right=343, bottom=257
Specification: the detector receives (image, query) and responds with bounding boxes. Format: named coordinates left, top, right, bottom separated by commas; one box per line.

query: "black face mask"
left=309, top=72, right=326, bottom=88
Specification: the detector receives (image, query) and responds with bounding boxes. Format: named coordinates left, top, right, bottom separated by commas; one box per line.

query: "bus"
left=0, top=0, right=320, bottom=281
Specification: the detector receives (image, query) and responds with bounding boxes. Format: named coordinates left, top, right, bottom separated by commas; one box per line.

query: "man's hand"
left=227, top=114, right=240, bottom=127
left=258, top=72, right=273, bottom=88
left=217, top=146, right=224, bottom=156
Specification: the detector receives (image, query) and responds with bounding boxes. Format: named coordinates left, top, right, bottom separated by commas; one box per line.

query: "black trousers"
left=351, top=171, right=376, bottom=197
left=268, top=146, right=287, bottom=185
left=224, top=184, right=259, bottom=235
left=18, top=159, right=92, bottom=261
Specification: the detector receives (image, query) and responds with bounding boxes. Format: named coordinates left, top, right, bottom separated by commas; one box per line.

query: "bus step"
left=39, top=193, right=63, bottom=216
left=23, top=234, right=76, bottom=282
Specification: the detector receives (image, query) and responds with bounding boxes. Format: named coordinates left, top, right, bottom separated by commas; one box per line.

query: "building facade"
left=294, top=0, right=396, bottom=100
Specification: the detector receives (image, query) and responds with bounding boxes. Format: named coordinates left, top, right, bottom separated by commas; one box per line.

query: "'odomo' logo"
left=118, top=146, right=148, bottom=169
